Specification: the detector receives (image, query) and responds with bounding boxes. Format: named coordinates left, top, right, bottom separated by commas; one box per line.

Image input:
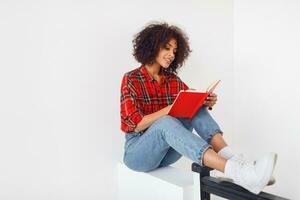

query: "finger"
left=206, top=96, right=213, bottom=100
left=211, top=94, right=217, bottom=99
left=206, top=97, right=217, bottom=101
left=209, top=93, right=217, bottom=97
left=207, top=103, right=214, bottom=108
left=210, top=100, right=217, bottom=106
left=203, top=101, right=209, bottom=106
left=208, top=101, right=217, bottom=107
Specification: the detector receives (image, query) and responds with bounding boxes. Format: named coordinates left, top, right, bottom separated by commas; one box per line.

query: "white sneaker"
left=254, top=157, right=276, bottom=185
left=225, top=152, right=277, bottom=194
left=233, top=154, right=276, bottom=186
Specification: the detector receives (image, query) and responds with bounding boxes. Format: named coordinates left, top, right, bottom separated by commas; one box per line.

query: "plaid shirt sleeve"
left=120, top=74, right=144, bottom=132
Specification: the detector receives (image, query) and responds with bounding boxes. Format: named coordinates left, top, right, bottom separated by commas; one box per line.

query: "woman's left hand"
left=204, top=93, right=217, bottom=110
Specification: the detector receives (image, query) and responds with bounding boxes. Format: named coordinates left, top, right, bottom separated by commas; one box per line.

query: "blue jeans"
left=123, top=106, right=223, bottom=172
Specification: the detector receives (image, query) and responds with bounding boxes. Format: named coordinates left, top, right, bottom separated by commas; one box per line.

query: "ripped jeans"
left=123, top=106, right=223, bottom=172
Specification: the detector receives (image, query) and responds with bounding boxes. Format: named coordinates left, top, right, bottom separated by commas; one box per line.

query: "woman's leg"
left=152, top=110, right=228, bottom=169
left=202, top=148, right=227, bottom=172
left=158, top=147, right=182, bottom=168
left=179, top=106, right=277, bottom=187
left=210, top=133, right=228, bottom=153
left=158, top=137, right=228, bottom=170
left=123, top=115, right=276, bottom=194
left=123, top=115, right=213, bottom=172
left=157, top=116, right=195, bottom=168
left=178, top=106, right=228, bottom=153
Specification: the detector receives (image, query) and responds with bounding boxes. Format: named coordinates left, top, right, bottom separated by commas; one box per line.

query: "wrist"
left=166, top=105, right=171, bottom=115
left=162, top=105, right=170, bottom=115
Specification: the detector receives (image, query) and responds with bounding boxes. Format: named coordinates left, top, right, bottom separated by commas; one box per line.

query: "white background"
left=0, top=0, right=298, bottom=199
left=233, top=1, right=300, bottom=199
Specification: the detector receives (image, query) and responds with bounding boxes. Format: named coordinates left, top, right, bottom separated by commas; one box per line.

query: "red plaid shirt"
left=120, top=65, right=189, bottom=133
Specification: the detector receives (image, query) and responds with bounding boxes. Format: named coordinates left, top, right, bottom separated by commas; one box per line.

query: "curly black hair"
left=132, top=22, right=191, bottom=74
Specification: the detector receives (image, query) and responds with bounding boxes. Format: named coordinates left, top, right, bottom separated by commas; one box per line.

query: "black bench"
left=191, top=163, right=290, bottom=200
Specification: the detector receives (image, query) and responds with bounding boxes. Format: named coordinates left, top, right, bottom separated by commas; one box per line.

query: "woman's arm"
left=134, top=105, right=171, bottom=132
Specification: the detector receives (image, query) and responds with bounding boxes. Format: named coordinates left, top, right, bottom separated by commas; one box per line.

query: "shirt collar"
left=140, top=65, right=168, bottom=84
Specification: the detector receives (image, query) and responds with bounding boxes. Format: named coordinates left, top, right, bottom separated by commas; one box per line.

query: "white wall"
left=0, top=1, right=116, bottom=200
left=233, top=1, right=300, bottom=199
left=178, top=0, right=234, bottom=157
left=0, top=1, right=233, bottom=200
left=3, top=0, right=297, bottom=199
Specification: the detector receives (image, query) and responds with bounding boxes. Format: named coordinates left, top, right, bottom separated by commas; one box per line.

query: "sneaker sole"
left=265, top=154, right=278, bottom=186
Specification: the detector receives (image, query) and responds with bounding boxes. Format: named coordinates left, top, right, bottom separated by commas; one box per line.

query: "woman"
left=120, top=22, right=277, bottom=194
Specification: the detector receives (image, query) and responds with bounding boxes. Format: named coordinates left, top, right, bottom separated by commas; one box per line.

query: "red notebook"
left=168, top=80, right=220, bottom=119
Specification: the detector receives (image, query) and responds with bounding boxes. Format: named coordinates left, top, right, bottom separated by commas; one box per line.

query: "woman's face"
left=155, top=38, right=177, bottom=69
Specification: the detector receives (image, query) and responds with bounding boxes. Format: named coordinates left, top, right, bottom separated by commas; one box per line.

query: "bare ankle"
left=202, top=148, right=227, bottom=172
